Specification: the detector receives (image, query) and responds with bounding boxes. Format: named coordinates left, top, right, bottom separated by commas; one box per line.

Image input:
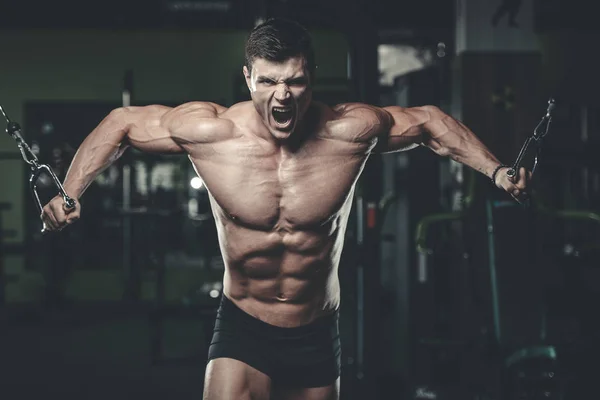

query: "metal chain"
left=14, top=134, right=40, bottom=168
left=1, top=104, right=39, bottom=168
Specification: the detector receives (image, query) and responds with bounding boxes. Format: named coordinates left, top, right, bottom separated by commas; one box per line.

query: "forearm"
left=424, top=109, right=501, bottom=179
left=63, top=109, right=129, bottom=198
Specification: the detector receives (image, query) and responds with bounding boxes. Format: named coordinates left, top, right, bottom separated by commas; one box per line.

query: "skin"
left=41, top=56, right=530, bottom=400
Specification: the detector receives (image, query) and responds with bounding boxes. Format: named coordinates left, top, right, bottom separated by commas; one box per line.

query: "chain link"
left=15, top=133, right=40, bottom=167
left=2, top=104, right=40, bottom=168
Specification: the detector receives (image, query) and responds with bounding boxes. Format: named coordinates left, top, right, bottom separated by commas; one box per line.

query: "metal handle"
left=506, top=97, right=556, bottom=180
left=506, top=137, right=533, bottom=179
left=30, top=165, right=76, bottom=212
left=2, top=104, right=76, bottom=233
left=31, top=165, right=77, bottom=234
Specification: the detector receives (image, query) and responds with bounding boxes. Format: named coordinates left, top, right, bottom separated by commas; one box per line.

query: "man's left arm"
left=380, top=105, right=529, bottom=202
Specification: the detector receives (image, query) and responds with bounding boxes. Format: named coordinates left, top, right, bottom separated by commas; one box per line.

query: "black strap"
left=491, top=164, right=509, bottom=186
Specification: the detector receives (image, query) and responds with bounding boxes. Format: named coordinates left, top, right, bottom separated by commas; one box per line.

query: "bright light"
left=209, top=289, right=220, bottom=299
left=190, top=177, right=203, bottom=190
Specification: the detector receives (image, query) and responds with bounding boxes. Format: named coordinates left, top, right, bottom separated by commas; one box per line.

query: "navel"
left=276, top=292, right=289, bottom=302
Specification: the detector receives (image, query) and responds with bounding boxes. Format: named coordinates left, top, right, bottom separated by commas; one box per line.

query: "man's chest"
left=190, top=135, right=372, bottom=230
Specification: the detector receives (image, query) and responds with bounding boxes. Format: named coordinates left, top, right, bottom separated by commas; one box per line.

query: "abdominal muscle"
left=220, top=224, right=342, bottom=328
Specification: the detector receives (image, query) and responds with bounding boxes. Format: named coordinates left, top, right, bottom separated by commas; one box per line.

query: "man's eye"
left=261, top=80, right=275, bottom=85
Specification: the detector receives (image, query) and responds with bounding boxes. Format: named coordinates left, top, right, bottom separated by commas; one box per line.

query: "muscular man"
left=41, top=18, right=529, bottom=400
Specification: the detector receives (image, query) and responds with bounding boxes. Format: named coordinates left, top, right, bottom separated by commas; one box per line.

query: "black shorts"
left=207, top=295, right=341, bottom=388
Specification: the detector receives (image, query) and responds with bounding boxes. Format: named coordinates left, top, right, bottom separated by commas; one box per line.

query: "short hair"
left=245, top=18, right=316, bottom=78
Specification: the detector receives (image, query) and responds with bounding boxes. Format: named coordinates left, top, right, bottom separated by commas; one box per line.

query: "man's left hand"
left=495, top=166, right=531, bottom=203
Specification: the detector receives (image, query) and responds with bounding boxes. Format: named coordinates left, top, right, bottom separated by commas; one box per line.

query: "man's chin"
left=270, top=128, right=293, bottom=140
left=269, top=121, right=296, bottom=139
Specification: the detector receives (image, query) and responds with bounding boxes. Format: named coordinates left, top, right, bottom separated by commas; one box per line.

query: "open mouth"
left=272, top=106, right=294, bottom=129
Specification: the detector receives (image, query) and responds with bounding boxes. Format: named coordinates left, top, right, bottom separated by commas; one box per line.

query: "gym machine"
left=411, top=98, right=587, bottom=400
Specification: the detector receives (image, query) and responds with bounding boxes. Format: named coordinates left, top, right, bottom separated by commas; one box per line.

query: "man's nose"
left=274, top=84, right=291, bottom=101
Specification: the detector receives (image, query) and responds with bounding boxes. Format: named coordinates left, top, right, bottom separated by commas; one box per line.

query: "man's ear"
left=243, top=66, right=251, bottom=90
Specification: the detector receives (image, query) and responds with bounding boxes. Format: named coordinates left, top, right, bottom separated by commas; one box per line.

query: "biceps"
left=378, top=133, right=422, bottom=153
left=127, top=133, right=184, bottom=154
left=379, top=107, right=426, bottom=152
left=127, top=126, right=184, bottom=154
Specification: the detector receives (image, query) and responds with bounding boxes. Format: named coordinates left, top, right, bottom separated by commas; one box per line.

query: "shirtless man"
left=41, top=18, right=529, bottom=400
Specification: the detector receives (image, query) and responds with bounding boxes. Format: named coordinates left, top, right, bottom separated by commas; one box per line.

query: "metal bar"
left=415, top=211, right=465, bottom=253
left=486, top=200, right=502, bottom=344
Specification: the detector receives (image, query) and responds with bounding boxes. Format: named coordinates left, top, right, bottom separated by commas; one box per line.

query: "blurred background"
left=1, top=0, right=599, bottom=399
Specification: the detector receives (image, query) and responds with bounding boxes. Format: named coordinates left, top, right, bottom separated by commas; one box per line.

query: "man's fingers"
left=510, top=186, right=530, bottom=204
left=63, top=199, right=78, bottom=213
left=515, top=167, right=528, bottom=190
left=39, top=195, right=81, bottom=232
left=501, top=168, right=530, bottom=203
left=42, top=209, right=58, bottom=230
left=66, top=210, right=80, bottom=224
left=50, top=202, right=68, bottom=226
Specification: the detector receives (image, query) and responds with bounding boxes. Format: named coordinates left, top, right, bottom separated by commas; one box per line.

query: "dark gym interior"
left=1, top=0, right=599, bottom=399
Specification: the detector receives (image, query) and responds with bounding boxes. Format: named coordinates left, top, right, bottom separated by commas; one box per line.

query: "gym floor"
left=0, top=305, right=209, bottom=399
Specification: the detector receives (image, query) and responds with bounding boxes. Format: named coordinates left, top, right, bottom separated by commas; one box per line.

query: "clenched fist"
left=494, top=166, right=532, bottom=204
left=41, top=195, right=80, bottom=232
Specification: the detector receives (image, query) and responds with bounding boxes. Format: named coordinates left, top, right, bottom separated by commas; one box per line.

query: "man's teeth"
left=273, top=107, right=291, bottom=112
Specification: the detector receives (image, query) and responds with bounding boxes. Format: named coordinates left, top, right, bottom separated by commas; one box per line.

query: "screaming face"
left=244, top=57, right=312, bottom=140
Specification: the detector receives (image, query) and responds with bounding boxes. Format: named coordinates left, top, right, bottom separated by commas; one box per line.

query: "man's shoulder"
left=323, top=102, right=391, bottom=142
left=170, top=101, right=229, bottom=118
left=176, top=100, right=257, bottom=122
left=331, top=102, right=388, bottom=122
left=222, top=101, right=256, bottom=118
left=165, top=102, right=236, bottom=143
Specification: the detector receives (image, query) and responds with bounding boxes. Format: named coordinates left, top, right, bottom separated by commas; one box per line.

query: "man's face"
left=244, top=56, right=312, bottom=140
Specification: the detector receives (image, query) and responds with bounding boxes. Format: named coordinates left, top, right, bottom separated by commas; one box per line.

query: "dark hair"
left=245, top=18, right=316, bottom=78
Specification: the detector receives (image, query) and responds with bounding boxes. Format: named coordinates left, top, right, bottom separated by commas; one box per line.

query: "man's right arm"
left=42, top=101, right=222, bottom=231
left=63, top=105, right=179, bottom=199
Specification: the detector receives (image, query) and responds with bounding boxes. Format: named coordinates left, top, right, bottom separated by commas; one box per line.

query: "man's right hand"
left=41, top=195, right=80, bottom=232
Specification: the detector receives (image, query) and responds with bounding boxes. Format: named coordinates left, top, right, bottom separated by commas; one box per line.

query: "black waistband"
left=217, top=295, right=339, bottom=338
